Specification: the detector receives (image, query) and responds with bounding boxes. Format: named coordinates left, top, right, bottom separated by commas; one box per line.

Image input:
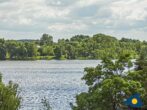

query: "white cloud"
left=48, top=22, right=88, bottom=32
left=0, top=0, right=147, bottom=40
left=0, top=0, right=70, bottom=24
left=18, top=17, right=32, bottom=25
left=76, top=0, right=99, bottom=7
left=111, top=0, right=147, bottom=21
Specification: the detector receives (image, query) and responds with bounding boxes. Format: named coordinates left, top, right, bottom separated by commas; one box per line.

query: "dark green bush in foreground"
left=0, top=74, right=21, bottom=110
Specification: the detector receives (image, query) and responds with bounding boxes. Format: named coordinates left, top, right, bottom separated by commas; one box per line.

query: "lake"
left=0, top=60, right=100, bottom=110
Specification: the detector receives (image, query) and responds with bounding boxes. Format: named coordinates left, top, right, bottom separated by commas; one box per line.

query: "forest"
left=0, top=33, right=147, bottom=60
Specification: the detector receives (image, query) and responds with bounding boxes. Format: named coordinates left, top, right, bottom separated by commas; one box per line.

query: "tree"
left=72, top=54, right=143, bottom=110
left=126, top=46, right=147, bottom=109
left=0, top=73, right=21, bottom=110
left=40, top=34, right=53, bottom=45
left=54, top=46, right=62, bottom=59
left=140, top=46, right=147, bottom=60
left=39, top=45, right=54, bottom=56
left=16, top=43, right=27, bottom=59
left=0, top=39, right=6, bottom=60
left=6, top=41, right=18, bottom=59
left=65, top=44, right=76, bottom=59
left=25, top=42, right=38, bottom=57
left=93, top=33, right=117, bottom=43
left=0, top=44, right=6, bottom=60
left=70, top=35, right=89, bottom=42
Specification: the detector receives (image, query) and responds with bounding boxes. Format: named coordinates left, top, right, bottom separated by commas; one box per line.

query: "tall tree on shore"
left=72, top=54, right=144, bottom=110
left=40, top=34, right=53, bottom=45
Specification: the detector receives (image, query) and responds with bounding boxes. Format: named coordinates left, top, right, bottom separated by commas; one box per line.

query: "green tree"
left=40, top=34, right=53, bottom=45
left=0, top=73, right=21, bottom=110
left=127, top=46, right=147, bottom=109
left=72, top=54, right=143, bottom=110
left=6, top=41, right=18, bottom=59
left=54, top=46, right=62, bottom=59
left=25, top=42, right=38, bottom=57
left=140, top=46, right=147, bottom=60
left=39, top=45, right=54, bottom=56
left=65, top=44, right=76, bottom=59
left=70, top=35, right=89, bottom=42
left=0, top=44, right=6, bottom=60
left=16, top=43, right=27, bottom=59
left=0, top=39, right=6, bottom=60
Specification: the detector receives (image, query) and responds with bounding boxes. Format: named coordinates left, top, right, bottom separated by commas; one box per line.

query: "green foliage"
left=16, top=43, right=27, bottom=59
left=0, top=73, right=21, bottom=110
left=25, top=42, right=38, bottom=57
left=0, top=33, right=146, bottom=60
left=127, top=50, right=147, bottom=108
left=6, top=41, right=18, bottom=59
left=70, top=35, right=89, bottom=42
left=39, top=45, right=54, bottom=56
left=40, top=34, right=53, bottom=45
left=72, top=54, right=144, bottom=110
left=54, top=46, right=62, bottom=59
left=0, top=39, right=6, bottom=60
left=140, top=46, right=147, bottom=60
left=65, top=44, right=76, bottom=59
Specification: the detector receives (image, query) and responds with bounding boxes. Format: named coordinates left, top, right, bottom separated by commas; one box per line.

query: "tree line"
left=0, top=33, right=147, bottom=60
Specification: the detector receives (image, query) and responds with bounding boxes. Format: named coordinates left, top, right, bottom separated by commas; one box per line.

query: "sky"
left=0, top=0, right=147, bottom=41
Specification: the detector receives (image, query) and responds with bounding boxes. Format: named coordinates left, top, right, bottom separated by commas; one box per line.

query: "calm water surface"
left=0, top=60, right=100, bottom=110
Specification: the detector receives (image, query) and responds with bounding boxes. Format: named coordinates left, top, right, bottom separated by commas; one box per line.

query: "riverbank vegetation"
left=0, top=33, right=147, bottom=60
left=72, top=52, right=147, bottom=109
left=0, top=74, right=21, bottom=110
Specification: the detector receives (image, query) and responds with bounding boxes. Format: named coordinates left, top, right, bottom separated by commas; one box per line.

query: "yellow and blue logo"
left=124, top=94, right=143, bottom=108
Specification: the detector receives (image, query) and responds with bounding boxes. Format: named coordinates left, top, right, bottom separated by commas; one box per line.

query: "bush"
left=0, top=73, right=21, bottom=110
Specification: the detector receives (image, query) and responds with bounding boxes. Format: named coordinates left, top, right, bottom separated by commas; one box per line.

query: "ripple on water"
left=0, top=60, right=100, bottom=110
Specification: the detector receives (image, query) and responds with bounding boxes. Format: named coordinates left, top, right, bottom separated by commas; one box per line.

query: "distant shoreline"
left=0, top=33, right=142, bottom=61
left=0, top=57, right=101, bottom=61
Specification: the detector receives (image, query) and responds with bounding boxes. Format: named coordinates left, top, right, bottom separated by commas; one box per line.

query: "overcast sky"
left=0, top=0, right=147, bottom=41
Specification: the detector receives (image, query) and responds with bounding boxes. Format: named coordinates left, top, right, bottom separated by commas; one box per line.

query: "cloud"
left=0, top=0, right=147, bottom=40
left=48, top=22, right=88, bottom=32
left=76, top=0, right=98, bottom=7
left=111, top=0, right=147, bottom=21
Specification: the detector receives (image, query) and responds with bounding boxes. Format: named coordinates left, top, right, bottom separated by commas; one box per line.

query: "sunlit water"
left=0, top=60, right=100, bottom=110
